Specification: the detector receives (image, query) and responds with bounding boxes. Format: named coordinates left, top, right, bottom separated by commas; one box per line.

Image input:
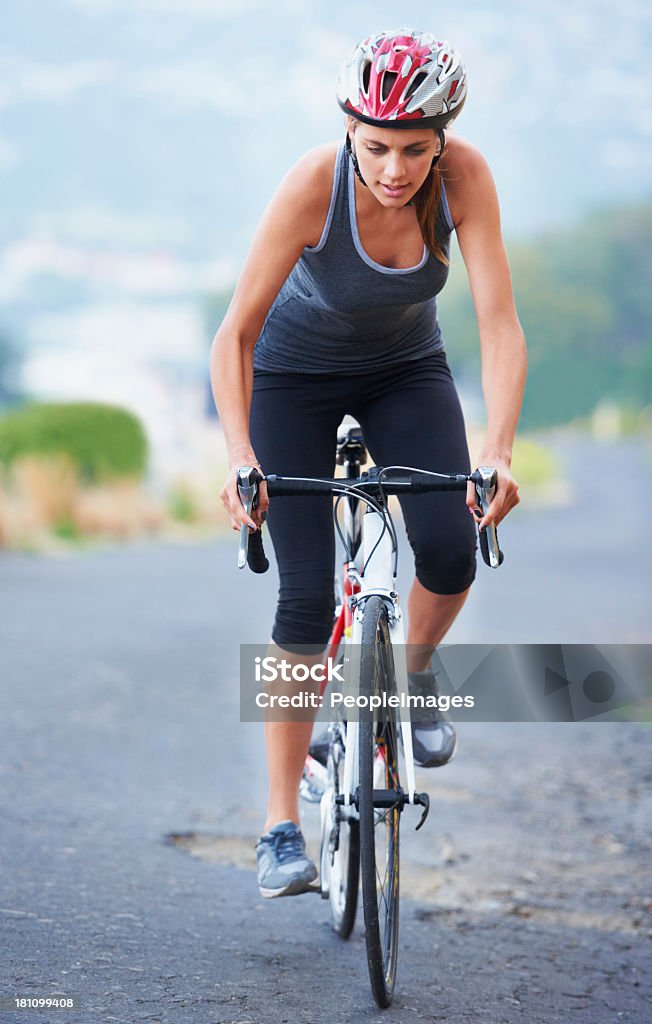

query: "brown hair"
left=346, top=117, right=449, bottom=266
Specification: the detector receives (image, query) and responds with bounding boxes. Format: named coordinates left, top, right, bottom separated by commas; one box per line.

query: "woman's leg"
left=249, top=371, right=346, bottom=830
left=352, top=352, right=477, bottom=671
left=350, top=353, right=476, bottom=767
left=262, top=647, right=324, bottom=833
left=406, top=578, right=471, bottom=671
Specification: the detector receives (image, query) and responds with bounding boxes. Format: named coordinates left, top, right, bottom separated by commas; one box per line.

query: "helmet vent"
left=447, top=79, right=459, bottom=100
left=406, top=71, right=427, bottom=99
left=381, top=71, right=397, bottom=101
left=362, top=61, right=371, bottom=96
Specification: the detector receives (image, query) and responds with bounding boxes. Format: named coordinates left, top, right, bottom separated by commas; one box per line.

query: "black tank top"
left=254, top=140, right=454, bottom=374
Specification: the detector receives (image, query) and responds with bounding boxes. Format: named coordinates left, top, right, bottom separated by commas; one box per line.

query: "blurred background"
left=0, top=0, right=650, bottom=615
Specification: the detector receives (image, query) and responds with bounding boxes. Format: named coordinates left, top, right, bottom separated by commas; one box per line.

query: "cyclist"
left=211, top=28, right=526, bottom=898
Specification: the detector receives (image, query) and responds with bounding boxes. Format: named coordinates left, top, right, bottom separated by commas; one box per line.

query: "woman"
left=211, top=29, right=526, bottom=898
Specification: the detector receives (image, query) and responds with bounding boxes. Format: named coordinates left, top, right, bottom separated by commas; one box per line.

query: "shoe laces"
left=268, top=827, right=305, bottom=865
left=408, top=669, right=440, bottom=699
left=409, top=670, right=446, bottom=726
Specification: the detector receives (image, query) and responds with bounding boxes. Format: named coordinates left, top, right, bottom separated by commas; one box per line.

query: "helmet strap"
left=431, top=128, right=446, bottom=169
left=345, top=133, right=368, bottom=187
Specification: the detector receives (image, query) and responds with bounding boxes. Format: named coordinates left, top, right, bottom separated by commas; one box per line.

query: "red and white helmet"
left=337, top=28, right=467, bottom=130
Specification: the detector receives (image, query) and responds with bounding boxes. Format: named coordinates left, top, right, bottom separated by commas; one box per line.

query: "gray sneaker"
left=409, top=669, right=457, bottom=768
left=255, top=820, right=318, bottom=898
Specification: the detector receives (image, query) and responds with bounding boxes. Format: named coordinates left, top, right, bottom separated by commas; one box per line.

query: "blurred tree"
left=439, top=200, right=652, bottom=430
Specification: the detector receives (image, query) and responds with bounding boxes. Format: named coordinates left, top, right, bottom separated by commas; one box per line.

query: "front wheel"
left=358, top=596, right=401, bottom=1008
left=320, top=723, right=360, bottom=938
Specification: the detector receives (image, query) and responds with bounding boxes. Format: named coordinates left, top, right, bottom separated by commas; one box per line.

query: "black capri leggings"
left=249, top=350, right=477, bottom=651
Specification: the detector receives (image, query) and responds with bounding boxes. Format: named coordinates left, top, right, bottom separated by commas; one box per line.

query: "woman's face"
left=349, top=123, right=440, bottom=207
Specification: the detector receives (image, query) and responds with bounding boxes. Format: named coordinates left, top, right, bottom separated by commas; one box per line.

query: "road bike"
left=236, top=416, right=503, bottom=1007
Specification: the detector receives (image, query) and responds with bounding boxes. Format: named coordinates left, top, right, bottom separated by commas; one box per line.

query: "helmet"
left=337, top=28, right=467, bottom=130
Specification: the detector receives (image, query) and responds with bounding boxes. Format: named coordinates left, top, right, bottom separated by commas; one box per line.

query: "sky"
left=3, top=0, right=651, bottom=258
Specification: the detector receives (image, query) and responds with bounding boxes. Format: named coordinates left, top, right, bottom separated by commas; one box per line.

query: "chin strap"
left=345, top=132, right=367, bottom=186
left=345, top=128, right=446, bottom=209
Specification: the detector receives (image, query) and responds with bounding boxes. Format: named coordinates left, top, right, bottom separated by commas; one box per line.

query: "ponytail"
left=414, top=160, right=449, bottom=267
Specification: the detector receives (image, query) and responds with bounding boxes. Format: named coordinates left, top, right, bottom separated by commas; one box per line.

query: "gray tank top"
left=253, top=140, right=454, bottom=374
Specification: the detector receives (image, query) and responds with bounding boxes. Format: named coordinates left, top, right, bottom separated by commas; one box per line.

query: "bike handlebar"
left=236, top=466, right=504, bottom=574
left=264, top=470, right=470, bottom=495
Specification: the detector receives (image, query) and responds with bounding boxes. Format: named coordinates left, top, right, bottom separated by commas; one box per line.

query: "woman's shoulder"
left=441, top=132, right=492, bottom=181
left=277, top=141, right=342, bottom=206
left=273, top=140, right=342, bottom=249
left=440, top=133, right=495, bottom=229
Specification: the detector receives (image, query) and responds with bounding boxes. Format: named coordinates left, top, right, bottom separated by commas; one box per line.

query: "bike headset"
left=336, top=29, right=467, bottom=206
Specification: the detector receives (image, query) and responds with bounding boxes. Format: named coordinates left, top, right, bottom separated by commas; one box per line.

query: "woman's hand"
left=220, top=445, right=270, bottom=533
left=466, top=455, right=520, bottom=531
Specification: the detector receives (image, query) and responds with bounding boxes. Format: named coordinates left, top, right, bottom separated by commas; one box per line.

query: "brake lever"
left=236, top=466, right=260, bottom=569
left=472, top=466, right=504, bottom=568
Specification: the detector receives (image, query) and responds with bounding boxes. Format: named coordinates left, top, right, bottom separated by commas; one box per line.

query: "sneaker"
left=408, top=668, right=457, bottom=768
left=255, top=820, right=318, bottom=898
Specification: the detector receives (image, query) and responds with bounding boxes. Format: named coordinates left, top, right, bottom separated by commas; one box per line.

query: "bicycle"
left=236, top=416, right=503, bottom=1007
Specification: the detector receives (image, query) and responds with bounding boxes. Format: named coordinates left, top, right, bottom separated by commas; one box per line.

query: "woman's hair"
left=346, top=116, right=449, bottom=267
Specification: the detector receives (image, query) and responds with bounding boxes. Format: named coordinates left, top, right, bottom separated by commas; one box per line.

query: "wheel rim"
left=329, top=737, right=349, bottom=918
left=371, top=704, right=400, bottom=980
left=323, top=725, right=359, bottom=933
left=359, top=600, right=401, bottom=1004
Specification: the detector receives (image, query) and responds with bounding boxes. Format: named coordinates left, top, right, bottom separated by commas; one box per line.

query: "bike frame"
left=237, top=420, right=502, bottom=827
left=319, top=478, right=419, bottom=819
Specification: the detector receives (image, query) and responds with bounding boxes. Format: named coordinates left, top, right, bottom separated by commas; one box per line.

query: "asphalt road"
left=1, top=433, right=651, bottom=1022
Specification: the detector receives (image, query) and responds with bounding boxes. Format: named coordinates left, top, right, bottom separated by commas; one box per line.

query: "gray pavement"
left=1, top=433, right=651, bottom=1022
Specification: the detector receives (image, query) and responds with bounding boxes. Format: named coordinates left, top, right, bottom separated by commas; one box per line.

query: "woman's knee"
left=413, top=533, right=477, bottom=595
left=272, top=584, right=335, bottom=653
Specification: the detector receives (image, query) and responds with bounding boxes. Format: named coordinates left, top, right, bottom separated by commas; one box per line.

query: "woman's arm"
left=210, top=145, right=336, bottom=531
left=446, top=140, right=527, bottom=528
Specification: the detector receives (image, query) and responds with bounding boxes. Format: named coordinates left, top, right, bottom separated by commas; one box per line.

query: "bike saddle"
left=336, top=415, right=367, bottom=465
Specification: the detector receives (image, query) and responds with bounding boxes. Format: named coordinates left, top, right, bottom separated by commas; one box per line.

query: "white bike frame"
left=337, top=499, right=418, bottom=812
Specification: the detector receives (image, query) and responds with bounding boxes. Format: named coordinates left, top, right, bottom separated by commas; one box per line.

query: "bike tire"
left=319, top=612, right=359, bottom=939
left=324, top=725, right=360, bottom=938
left=358, top=596, right=400, bottom=1008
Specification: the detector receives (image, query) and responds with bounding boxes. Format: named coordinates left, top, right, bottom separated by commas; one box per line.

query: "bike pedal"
left=299, top=755, right=328, bottom=803
left=308, top=734, right=330, bottom=767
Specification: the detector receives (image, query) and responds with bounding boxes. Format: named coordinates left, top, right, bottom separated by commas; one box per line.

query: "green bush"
left=0, top=401, right=148, bottom=483
left=52, top=517, right=81, bottom=541
left=167, top=484, right=198, bottom=523
left=511, top=437, right=560, bottom=487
